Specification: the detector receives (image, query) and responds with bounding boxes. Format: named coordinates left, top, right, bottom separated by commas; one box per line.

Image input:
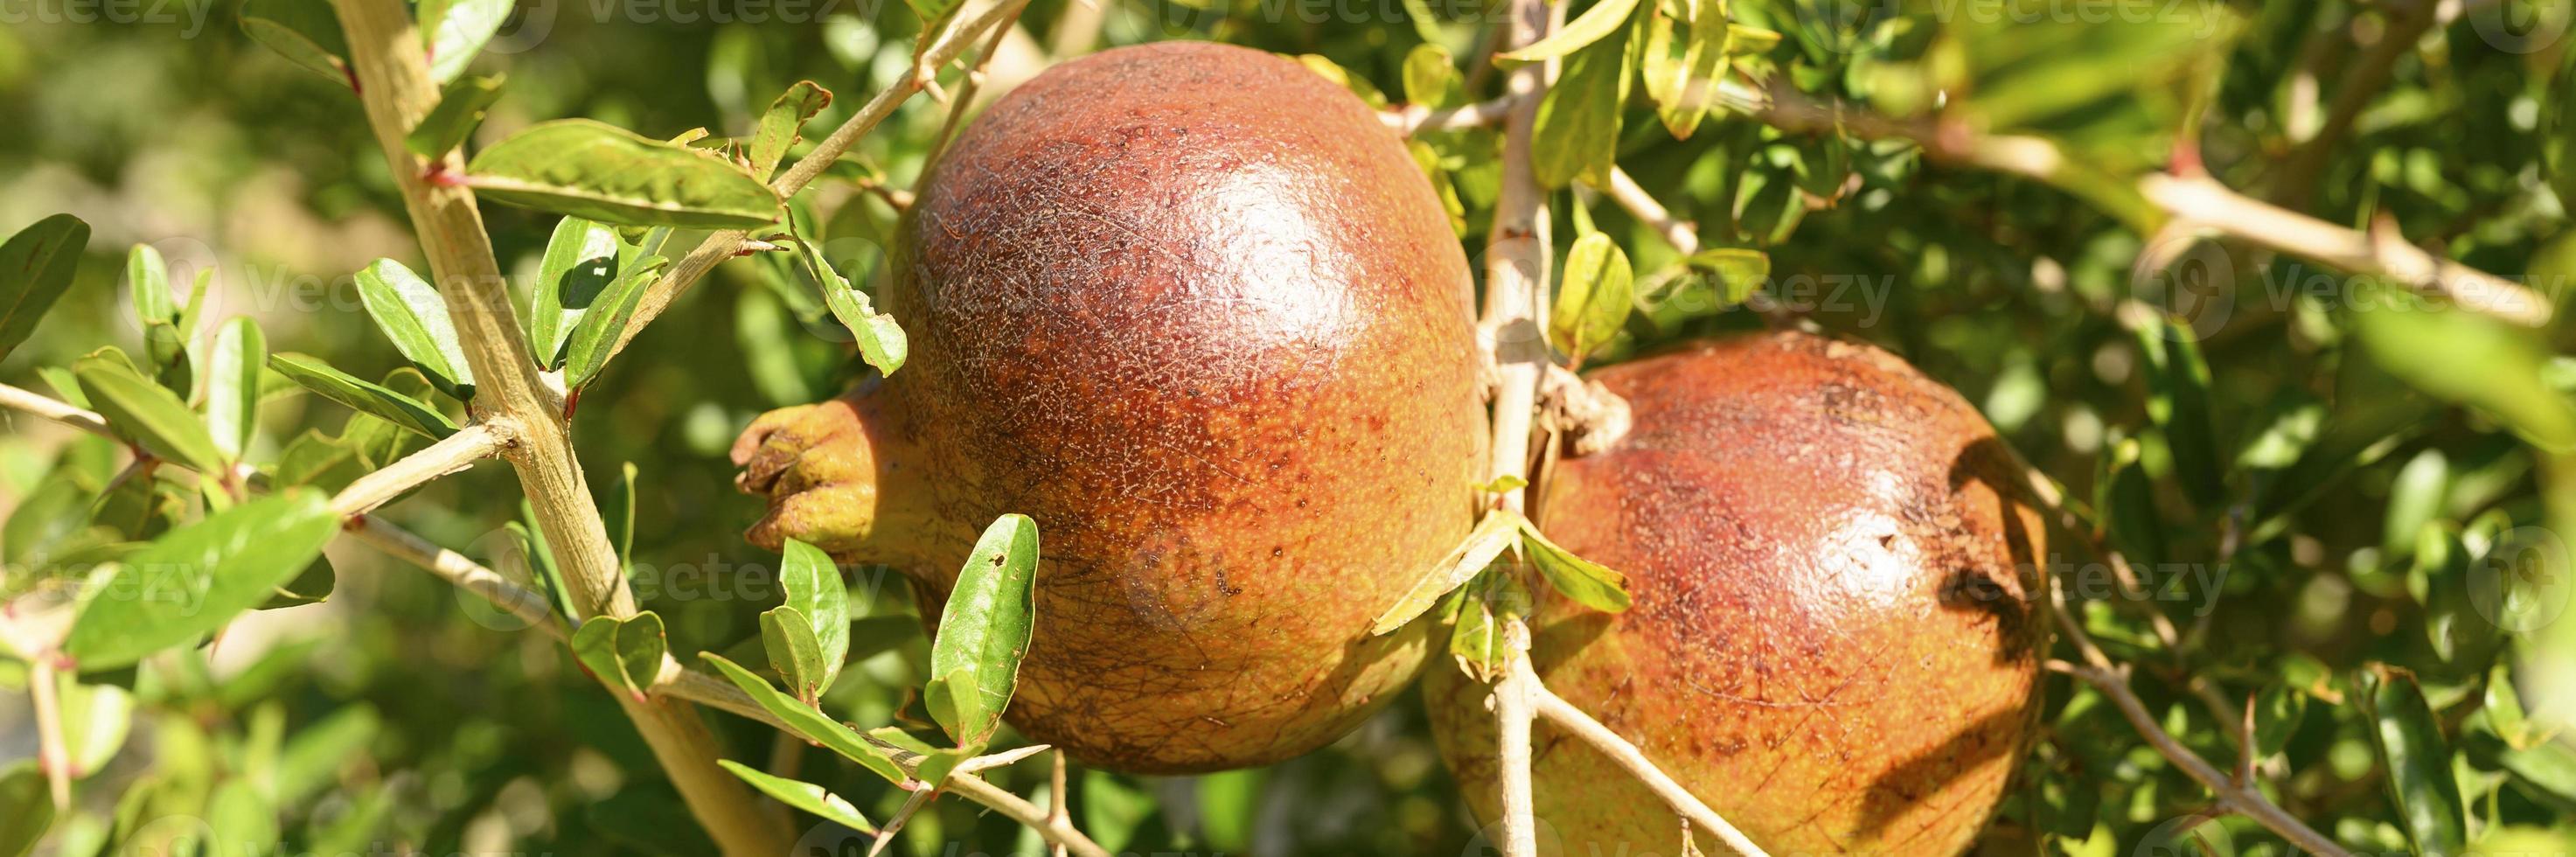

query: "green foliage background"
left=2, top=0, right=2575, bottom=854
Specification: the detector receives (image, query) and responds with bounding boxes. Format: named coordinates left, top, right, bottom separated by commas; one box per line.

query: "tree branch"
left=328, top=422, right=511, bottom=516
left=0, top=382, right=109, bottom=436
left=2047, top=660, right=2350, bottom=857
left=1720, top=78, right=2552, bottom=327
left=1523, top=659, right=1767, bottom=856
left=1381, top=96, right=1518, bottom=137
left=603, top=0, right=1035, bottom=366
left=1605, top=166, right=1698, bottom=254
left=327, top=0, right=780, bottom=847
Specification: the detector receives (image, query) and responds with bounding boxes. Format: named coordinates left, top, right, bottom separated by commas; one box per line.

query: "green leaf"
left=419, top=0, right=510, bottom=84
left=1530, top=7, right=1639, bottom=188
left=405, top=74, right=505, bottom=158
left=202, top=317, right=267, bottom=467
left=926, top=513, right=1041, bottom=748
left=903, top=0, right=963, bottom=38
left=2350, top=283, right=2576, bottom=452
left=1496, top=0, right=1642, bottom=62
left=353, top=259, right=476, bottom=401
left=700, top=653, right=908, bottom=784
left=1402, top=44, right=1461, bottom=108
left=2132, top=311, right=2222, bottom=508
left=569, top=614, right=662, bottom=701
left=239, top=0, right=349, bottom=82
left=504, top=519, right=577, bottom=624
left=465, top=119, right=783, bottom=228
left=1372, top=508, right=1523, bottom=635
left=206, top=778, right=277, bottom=857
left=0, top=762, right=52, bottom=857
left=0, top=213, right=88, bottom=362
left=73, top=350, right=225, bottom=474
left=529, top=217, right=627, bottom=370
left=1549, top=233, right=1634, bottom=364
left=1449, top=571, right=1532, bottom=683
left=777, top=539, right=850, bottom=691
left=54, top=677, right=131, bottom=777
left=126, top=244, right=174, bottom=330
left=1641, top=0, right=1726, bottom=138
left=793, top=218, right=907, bottom=377
left=2356, top=665, right=2469, bottom=857
left=759, top=606, right=826, bottom=703
left=560, top=254, right=666, bottom=390
left=2547, top=45, right=2576, bottom=211
left=749, top=80, right=832, bottom=181
left=1516, top=516, right=1632, bottom=613
left=61, top=491, right=339, bottom=671
left=715, top=761, right=875, bottom=833
left=267, top=352, right=458, bottom=439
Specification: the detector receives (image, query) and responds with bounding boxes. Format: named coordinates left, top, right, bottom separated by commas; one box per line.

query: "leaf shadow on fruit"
left=1940, top=435, right=2049, bottom=668
left=1850, top=705, right=2033, bottom=843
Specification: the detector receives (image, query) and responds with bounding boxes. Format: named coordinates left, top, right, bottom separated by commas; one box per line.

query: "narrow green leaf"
left=700, top=653, right=908, bottom=784
left=206, top=777, right=278, bottom=857
left=2133, top=311, right=2222, bottom=507
left=0, top=213, right=88, bottom=361
left=904, top=0, right=964, bottom=40
left=73, top=350, right=225, bottom=474
left=268, top=352, right=458, bottom=439
left=239, top=0, right=350, bottom=82
left=1496, top=0, right=1641, bottom=62
left=1402, top=44, right=1461, bottom=109
left=1531, top=8, right=1639, bottom=188
left=715, top=761, right=876, bottom=833
left=1517, top=517, right=1632, bottom=613
left=1642, top=0, right=1726, bottom=138
left=529, top=217, right=626, bottom=370
left=923, top=665, right=987, bottom=753
left=203, top=317, right=267, bottom=466
left=1681, top=247, right=1769, bottom=306
left=760, top=606, right=826, bottom=704
left=0, top=763, right=52, bottom=857
left=560, top=255, right=666, bottom=390
left=2356, top=665, right=2470, bottom=856
left=465, top=120, right=783, bottom=228
left=62, top=491, right=340, bottom=671
left=1372, top=508, right=1524, bottom=635
left=2350, top=282, right=2576, bottom=452
left=405, top=74, right=505, bottom=158
left=420, top=0, right=510, bottom=84
left=750, top=81, right=832, bottom=181
left=126, top=244, right=175, bottom=328
left=54, top=678, right=131, bottom=777
left=1449, top=571, right=1532, bottom=683
left=504, top=519, right=577, bottom=624
left=1549, top=233, right=1634, bottom=364
left=778, top=538, right=850, bottom=691
left=927, top=513, right=1041, bottom=748
left=793, top=219, right=908, bottom=377
left=353, top=259, right=476, bottom=401
left=2547, top=45, right=2576, bottom=211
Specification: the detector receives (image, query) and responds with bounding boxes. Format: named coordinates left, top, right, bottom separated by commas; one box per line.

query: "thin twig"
left=28, top=654, right=68, bottom=809
left=2047, top=660, right=2350, bottom=857
left=1721, top=77, right=2552, bottom=327
left=1605, top=166, right=1697, bottom=254
left=1048, top=750, right=1069, bottom=857
left=604, top=0, right=1035, bottom=366
left=1380, top=96, right=1517, bottom=137
left=1479, top=0, right=1557, bottom=852
left=1524, top=659, right=1768, bottom=856
left=328, top=422, right=510, bottom=516
left=2267, top=0, right=2437, bottom=211
left=0, top=382, right=109, bottom=436
left=338, top=505, right=1112, bottom=857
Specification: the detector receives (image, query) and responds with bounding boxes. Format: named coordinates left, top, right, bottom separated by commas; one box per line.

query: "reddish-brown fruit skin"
left=1428, top=331, right=2050, bottom=855
left=734, top=42, right=1484, bottom=773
